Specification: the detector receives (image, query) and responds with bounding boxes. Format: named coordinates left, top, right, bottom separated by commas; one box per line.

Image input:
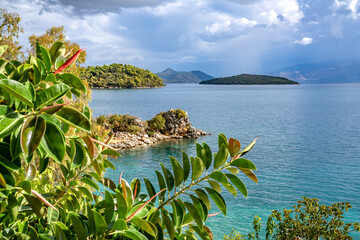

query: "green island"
left=80, top=63, right=164, bottom=88
left=200, top=74, right=299, bottom=85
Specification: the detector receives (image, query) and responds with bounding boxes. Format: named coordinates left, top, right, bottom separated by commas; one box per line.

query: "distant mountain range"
left=273, top=60, right=360, bottom=84
left=156, top=68, right=214, bottom=83
left=200, top=74, right=298, bottom=85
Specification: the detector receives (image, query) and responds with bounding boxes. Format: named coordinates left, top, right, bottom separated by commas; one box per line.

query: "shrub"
left=174, top=108, right=187, bottom=118
left=0, top=41, right=259, bottom=239
left=128, top=125, right=143, bottom=134
left=148, top=113, right=166, bottom=131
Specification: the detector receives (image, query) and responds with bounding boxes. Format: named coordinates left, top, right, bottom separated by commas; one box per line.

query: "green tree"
left=0, top=8, right=24, bottom=60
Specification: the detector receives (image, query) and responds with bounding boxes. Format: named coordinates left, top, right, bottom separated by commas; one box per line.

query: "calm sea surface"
left=90, top=83, right=360, bottom=238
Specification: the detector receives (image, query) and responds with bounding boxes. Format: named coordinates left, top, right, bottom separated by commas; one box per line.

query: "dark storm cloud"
left=43, top=0, right=173, bottom=15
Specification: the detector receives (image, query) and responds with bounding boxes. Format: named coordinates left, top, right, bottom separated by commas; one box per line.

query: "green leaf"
left=69, top=212, right=87, bottom=240
left=170, top=156, right=184, bottom=187
left=33, top=65, right=41, bottom=84
left=238, top=138, right=258, bottom=157
left=144, top=178, right=156, bottom=203
left=37, top=44, right=52, bottom=72
left=0, top=105, right=11, bottom=116
left=35, top=83, right=70, bottom=109
left=230, top=158, right=257, bottom=170
left=184, top=201, right=203, bottom=229
left=100, top=177, right=117, bottom=191
left=155, top=170, right=166, bottom=199
left=170, top=201, right=185, bottom=229
left=163, top=213, right=175, bottom=240
left=190, top=195, right=208, bottom=222
left=182, top=151, right=190, bottom=182
left=227, top=166, right=240, bottom=175
left=196, top=143, right=209, bottom=168
left=104, top=190, right=114, bottom=225
left=131, top=217, right=156, bottom=237
left=226, top=173, right=248, bottom=198
left=45, top=73, right=56, bottom=83
left=55, top=55, right=66, bottom=70
left=81, top=177, right=99, bottom=191
left=77, top=186, right=93, bottom=200
left=40, top=113, right=61, bottom=127
left=205, top=187, right=227, bottom=215
left=192, top=157, right=205, bottom=181
left=115, top=189, right=128, bottom=219
left=101, top=149, right=120, bottom=157
left=214, top=144, right=229, bottom=169
left=0, top=79, right=33, bottom=107
left=20, top=116, right=46, bottom=157
left=47, top=207, right=59, bottom=225
left=202, top=143, right=212, bottom=170
left=18, top=180, right=31, bottom=193
left=56, top=107, right=91, bottom=132
left=40, top=121, right=65, bottom=163
left=71, top=139, right=85, bottom=168
left=24, top=195, right=45, bottom=217
left=207, top=180, right=222, bottom=193
left=190, top=225, right=212, bottom=240
left=0, top=172, right=6, bottom=188
left=58, top=73, right=87, bottom=93
left=113, top=219, right=128, bottom=230
left=209, top=171, right=237, bottom=196
left=39, top=156, right=49, bottom=174
left=49, top=41, right=65, bottom=63
left=0, top=143, right=20, bottom=170
left=92, top=209, right=107, bottom=234
left=0, top=165, right=15, bottom=186
left=0, top=112, right=24, bottom=139
left=83, top=104, right=91, bottom=120
left=119, top=230, right=148, bottom=240
left=218, top=133, right=228, bottom=149
left=161, top=163, right=174, bottom=192
left=25, top=164, right=37, bottom=181
left=195, top=189, right=211, bottom=210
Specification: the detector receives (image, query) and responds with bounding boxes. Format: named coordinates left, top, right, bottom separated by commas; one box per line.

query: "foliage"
left=96, top=113, right=145, bottom=133
left=0, top=41, right=259, bottom=239
left=172, top=109, right=187, bottom=119
left=0, top=8, right=24, bottom=60
left=148, top=114, right=166, bottom=132
left=223, top=216, right=261, bottom=240
left=80, top=63, right=164, bottom=88
left=199, top=74, right=299, bottom=85
left=228, top=197, right=360, bottom=240
left=265, top=197, right=360, bottom=239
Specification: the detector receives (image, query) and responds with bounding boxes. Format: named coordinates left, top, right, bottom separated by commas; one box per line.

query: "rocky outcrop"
left=107, top=109, right=206, bottom=149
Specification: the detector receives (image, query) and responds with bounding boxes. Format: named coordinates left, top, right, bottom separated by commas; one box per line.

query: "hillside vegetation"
left=200, top=74, right=299, bottom=85
left=156, top=68, right=214, bottom=83
left=80, top=63, right=164, bottom=88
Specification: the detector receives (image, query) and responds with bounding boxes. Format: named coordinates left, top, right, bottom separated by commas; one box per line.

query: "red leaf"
left=54, top=48, right=85, bottom=75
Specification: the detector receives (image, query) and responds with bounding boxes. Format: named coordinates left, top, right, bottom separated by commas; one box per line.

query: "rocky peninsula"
left=95, top=109, right=206, bottom=149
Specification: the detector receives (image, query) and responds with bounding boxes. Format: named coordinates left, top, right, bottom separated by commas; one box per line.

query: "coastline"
left=109, top=130, right=206, bottom=149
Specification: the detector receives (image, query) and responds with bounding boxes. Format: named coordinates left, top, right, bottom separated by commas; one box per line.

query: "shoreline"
left=109, top=130, right=207, bottom=149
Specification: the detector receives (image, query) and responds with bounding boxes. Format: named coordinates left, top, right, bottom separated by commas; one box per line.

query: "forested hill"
left=80, top=63, right=164, bottom=88
left=156, top=68, right=214, bottom=83
left=199, top=74, right=299, bottom=85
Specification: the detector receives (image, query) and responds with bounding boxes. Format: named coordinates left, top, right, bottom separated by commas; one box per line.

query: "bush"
left=0, top=41, right=259, bottom=239
left=228, top=197, right=360, bottom=240
left=148, top=113, right=166, bottom=131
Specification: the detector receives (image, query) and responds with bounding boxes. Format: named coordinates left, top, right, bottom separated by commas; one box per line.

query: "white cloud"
left=205, top=17, right=257, bottom=35
left=294, top=37, right=313, bottom=45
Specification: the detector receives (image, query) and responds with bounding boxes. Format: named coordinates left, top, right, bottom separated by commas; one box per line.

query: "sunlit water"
left=90, top=83, right=360, bottom=239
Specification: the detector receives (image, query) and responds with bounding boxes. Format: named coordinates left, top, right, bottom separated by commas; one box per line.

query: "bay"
left=91, top=83, right=360, bottom=239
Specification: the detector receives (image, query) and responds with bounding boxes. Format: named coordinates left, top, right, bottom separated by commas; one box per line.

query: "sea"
left=90, top=83, right=360, bottom=239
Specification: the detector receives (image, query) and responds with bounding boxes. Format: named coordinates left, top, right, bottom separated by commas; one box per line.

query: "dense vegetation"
left=224, top=197, right=360, bottom=239
left=156, top=68, right=213, bottom=83
left=80, top=63, right=164, bottom=88
left=200, top=74, right=298, bottom=85
left=0, top=36, right=259, bottom=239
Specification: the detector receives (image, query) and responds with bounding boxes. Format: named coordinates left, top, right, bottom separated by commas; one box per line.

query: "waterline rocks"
left=96, top=109, right=206, bottom=149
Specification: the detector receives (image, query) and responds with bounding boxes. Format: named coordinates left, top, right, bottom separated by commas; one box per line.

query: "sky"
left=2, top=0, right=360, bottom=77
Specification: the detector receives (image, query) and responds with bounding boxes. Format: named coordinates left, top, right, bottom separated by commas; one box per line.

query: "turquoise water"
left=90, top=83, right=360, bottom=238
